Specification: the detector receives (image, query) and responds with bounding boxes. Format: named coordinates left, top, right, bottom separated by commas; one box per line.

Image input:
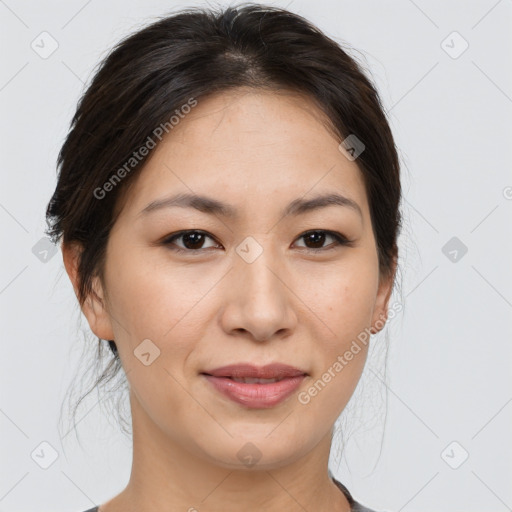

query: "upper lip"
left=202, top=363, right=307, bottom=379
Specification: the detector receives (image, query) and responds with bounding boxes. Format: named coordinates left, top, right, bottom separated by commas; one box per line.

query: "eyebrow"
left=139, top=192, right=363, bottom=220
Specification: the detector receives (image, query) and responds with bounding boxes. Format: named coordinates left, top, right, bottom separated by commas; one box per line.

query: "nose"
left=219, top=243, right=297, bottom=342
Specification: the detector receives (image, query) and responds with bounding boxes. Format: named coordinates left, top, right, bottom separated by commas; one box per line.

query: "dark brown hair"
left=46, top=2, right=402, bottom=434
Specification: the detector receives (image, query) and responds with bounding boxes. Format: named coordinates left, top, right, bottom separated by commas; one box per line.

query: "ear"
left=62, top=242, right=115, bottom=341
left=370, top=254, right=398, bottom=335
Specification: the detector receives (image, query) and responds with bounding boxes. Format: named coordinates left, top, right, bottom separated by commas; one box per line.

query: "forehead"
left=117, top=88, right=369, bottom=223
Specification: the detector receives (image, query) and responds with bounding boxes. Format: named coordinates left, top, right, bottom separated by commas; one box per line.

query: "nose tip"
left=220, top=256, right=297, bottom=342
left=233, top=325, right=290, bottom=343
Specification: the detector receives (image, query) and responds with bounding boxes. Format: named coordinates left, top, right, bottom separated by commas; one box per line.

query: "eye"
left=161, top=230, right=220, bottom=253
left=161, top=229, right=353, bottom=254
left=294, top=230, right=353, bottom=252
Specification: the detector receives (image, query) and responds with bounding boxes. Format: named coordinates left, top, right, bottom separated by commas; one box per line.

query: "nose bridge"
left=221, top=234, right=296, bottom=341
left=236, top=233, right=285, bottom=302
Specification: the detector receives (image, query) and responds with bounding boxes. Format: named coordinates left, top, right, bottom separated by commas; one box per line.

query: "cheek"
left=305, top=259, right=378, bottom=347
left=297, top=266, right=375, bottom=420
left=103, top=242, right=213, bottom=356
left=103, top=249, right=210, bottom=420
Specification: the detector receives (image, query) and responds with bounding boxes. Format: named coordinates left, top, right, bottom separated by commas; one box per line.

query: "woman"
left=46, top=3, right=401, bottom=511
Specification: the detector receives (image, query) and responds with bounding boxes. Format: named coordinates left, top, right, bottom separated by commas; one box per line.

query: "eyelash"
left=161, top=229, right=354, bottom=255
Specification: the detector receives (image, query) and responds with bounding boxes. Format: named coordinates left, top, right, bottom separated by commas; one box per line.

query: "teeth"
left=231, top=377, right=280, bottom=384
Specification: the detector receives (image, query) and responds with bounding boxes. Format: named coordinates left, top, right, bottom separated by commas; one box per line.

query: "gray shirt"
left=79, top=478, right=383, bottom=512
left=332, top=477, right=383, bottom=511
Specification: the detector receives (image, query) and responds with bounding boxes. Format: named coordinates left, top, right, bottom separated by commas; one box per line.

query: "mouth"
left=220, top=376, right=289, bottom=384
left=200, top=363, right=308, bottom=409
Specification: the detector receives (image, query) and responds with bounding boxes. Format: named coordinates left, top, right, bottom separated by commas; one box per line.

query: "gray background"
left=1, top=0, right=511, bottom=511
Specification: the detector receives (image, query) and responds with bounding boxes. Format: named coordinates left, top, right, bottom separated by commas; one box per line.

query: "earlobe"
left=370, top=281, right=392, bottom=335
left=370, top=256, right=398, bottom=335
left=62, top=241, right=82, bottom=301
left=62, top=242, right=115, bottom=341
left=83, top=276, right=115, bottom=341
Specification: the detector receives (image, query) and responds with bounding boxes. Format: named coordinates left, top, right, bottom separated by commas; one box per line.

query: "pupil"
left=184, top=232, right=204, bottom=249
left=306, top=231, right=324, bottom=248
left=181, top=232, right=327, bottom=250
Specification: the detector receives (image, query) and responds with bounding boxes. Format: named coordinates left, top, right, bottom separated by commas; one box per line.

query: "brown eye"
left=162, top=230, right=220, bottom=253
left=294, top=230, right=351, bottom=252
left=161, top=229, right=352, bottom=255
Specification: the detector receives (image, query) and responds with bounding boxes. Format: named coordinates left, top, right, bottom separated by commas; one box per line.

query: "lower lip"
left=203, top=374, right=306, bottom=408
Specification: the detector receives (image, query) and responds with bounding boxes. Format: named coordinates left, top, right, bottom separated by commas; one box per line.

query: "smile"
left=201, top=362, right=308, bottom=409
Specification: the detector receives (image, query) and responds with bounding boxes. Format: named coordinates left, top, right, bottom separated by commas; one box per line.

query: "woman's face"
left=71, top=88, right=394, bottom=469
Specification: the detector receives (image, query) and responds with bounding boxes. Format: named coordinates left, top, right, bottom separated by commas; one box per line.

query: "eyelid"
left=295, top=230, right=354, bottom=249
left=161, top=229, right=355, bottom=254
left=160, top=230, right=221, bottom=253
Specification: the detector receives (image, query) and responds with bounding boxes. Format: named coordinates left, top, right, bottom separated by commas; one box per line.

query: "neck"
left=101, top=393, right=350, bottom=512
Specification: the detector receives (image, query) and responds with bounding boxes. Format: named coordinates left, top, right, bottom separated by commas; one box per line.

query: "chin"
left=194, top=428, right=313, bottom=471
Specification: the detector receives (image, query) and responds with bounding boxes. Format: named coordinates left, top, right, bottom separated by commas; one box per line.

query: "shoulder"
left=332, top=477, right=388, bottom=512
left=351, top=502, right=385, bottom=512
